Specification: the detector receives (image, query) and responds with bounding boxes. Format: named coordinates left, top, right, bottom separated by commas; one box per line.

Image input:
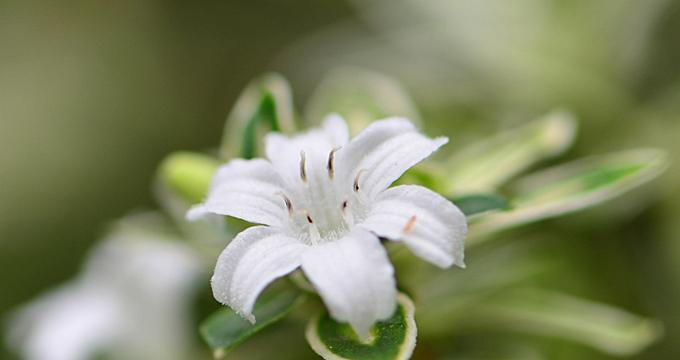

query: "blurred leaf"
left=200, top=287, right=304, bottom=359
left=395, top=162, right=453, bottom=194
left=304, top=67, right=422, bottom=133
left=446, top=111, right=577, bottom=195
left=451, top=194, right=510, bottom=216
left=221, top=73, right=297, bottom=159
left=469, top=288, right=662, bottom=356
left=306, top=293, right=417, bottom=360
left=157, top=152, right=220, bottom=204
left=413, top=241, right=547, bottom=336
left=468, top=148, right=669, bottom=242
left=239, top=93, right=279, bottom=159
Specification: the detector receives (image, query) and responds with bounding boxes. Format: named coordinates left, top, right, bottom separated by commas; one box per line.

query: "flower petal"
left=8, top=285, right=120, bottom=360
left=336, top=118, right=448, bottom=198
left=188, top=159, right=290, bottom=227
left=361, top=185, right=467, bottom=268
left=211, top=226, right=307, bottom=323
left=301, top=229, right=397, bottom=339
left=265, top=115, right=349, bottom=186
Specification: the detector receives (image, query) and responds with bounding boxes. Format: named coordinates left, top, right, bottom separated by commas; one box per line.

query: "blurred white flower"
left=188, top=115, right=466, bottom=338
left=7, top=217, right=203, bottom=360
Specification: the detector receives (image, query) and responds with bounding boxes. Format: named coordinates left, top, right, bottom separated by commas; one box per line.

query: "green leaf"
left=451, top=194, right=510, bottom=216
left=304, top=67, right=422, bottom=133
left=410, top=241, right=547, bottom=337
left=306, top=293, right=417, bottom=360
left=468, top=288, right=662, bottom=356
left=468, top=149, right=669, bottom=242
left=446, top=111, right=577, bottom=195
left=239, top=93, right=278, bottom=159
left=200, top=287, right=304, bottom=358
left=157, top=151, right=220, bottom=204
left=221, top=73, right=297, bottom=159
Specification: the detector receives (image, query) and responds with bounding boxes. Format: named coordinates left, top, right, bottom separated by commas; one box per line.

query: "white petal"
left=189, top=159, right=290, bottom=227
left=8, top=285, right=120, bottom=360
left=361, top=185, right=467, bottom=268
left=211, top=226, right=307, bottom=322
left=301, top=229, right=397, bottom=339
left=336, top=118, right=448, bottom=198
left=321, top=113, right=350, bottom=145
left=265, top=115, right=349, bottom=186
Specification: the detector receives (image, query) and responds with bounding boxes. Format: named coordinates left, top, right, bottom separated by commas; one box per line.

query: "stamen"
left=308, top=221, right=321, bottom=246
left=301, top=209, right=320, bottom=245
left=299, top=151, right=308, bottom=183
left=278, top=193, right=293, bottom=216
left=353, top=169, right=366, bottom=192
left=341, top=200, right=348, bottom=213
left=403, top=215, right=417, bottom=234
left=327, top=148, right=339, bottom=179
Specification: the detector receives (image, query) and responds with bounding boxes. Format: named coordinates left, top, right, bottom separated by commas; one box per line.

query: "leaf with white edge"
left=304, top=67, right=422, bottom=133
left=221, top=73, right=297, bottom=159
left=409, top=241, right=547, bottom=337
left=451, top=194, right=510, bottom=217
left=200, top=287, right=304, bottom=358
left=306, top=293, right=417, bottom=360
left=446, top=111, right=577, bottom=195
left=468, top=148, right=669, bottom=243
left=467, top=288, right=662, bottom=356
left=157, top=151, right=220, bottom=204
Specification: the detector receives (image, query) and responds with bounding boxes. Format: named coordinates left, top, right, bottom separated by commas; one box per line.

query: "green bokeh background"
left=0, top=1, right=352, bottom=358
left=1, top=1, right=679, bottom=359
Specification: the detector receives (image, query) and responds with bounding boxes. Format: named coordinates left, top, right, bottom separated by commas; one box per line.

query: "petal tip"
left=323, top=112, right=345, bottom=124
left=434, top=136, right=449, bottom=147
left=186, top=204, right=208, bottom=221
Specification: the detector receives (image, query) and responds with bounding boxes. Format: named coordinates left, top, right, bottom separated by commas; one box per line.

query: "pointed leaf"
left=411, top=241, right=547, bottom=337
left=451, top=194, right=510, bottom=216
left=200, top=287, right=304, bottom=358
left=469, top=149, right=669, bottom=242
left=304, top=67, right=421, bottom=133
left=446, top=111, right=577, bottom=195
left=221, top=73, right=297, bottom=159
left=306, top=293, right=417, bottom=360
left=468, top=288, right=662, bottom=356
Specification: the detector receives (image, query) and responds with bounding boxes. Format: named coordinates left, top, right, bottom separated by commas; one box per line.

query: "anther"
left=299, top=151, right=308, bottom=183
left=327, top=148, right=339, bottom=179
left=403, top=215, right=417, bottom=234
left=279, top=193, right=293, bottom=215
left=300, top=209, right=315, bottom=224
left=341, top=200, right=348, bottom=213
left=353, top=169, right=366, bottom=192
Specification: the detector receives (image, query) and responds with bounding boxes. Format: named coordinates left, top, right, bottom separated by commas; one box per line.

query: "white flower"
left=7, top=222, right=203, bottom=360
left=188, top=115, right=467, bottom=338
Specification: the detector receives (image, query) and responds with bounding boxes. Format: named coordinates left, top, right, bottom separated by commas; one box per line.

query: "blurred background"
left=1, top=0, right=679, bottom=359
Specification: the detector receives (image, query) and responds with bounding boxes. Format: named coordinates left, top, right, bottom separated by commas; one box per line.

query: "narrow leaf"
left=469, top=149, right=669, bottom=242
left=200, top=288, right=304, bottom=358
left=446, top=111, right=577, bottom=195
left=304, top=67, right=422, bottom=133
left=469, top=288, right=662, bottom=356
left=220, top=73, right=296, bottom=159
left=306, top=293, right=417, bottom=360
left=451, top=194, right=509, bottom=216
left=240, top=93, right=278, bottom=159
left=412, top=241, right=547, bottom=337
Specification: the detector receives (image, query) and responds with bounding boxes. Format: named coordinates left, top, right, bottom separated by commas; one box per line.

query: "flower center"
left=280, top=149, right=368, bottom=245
